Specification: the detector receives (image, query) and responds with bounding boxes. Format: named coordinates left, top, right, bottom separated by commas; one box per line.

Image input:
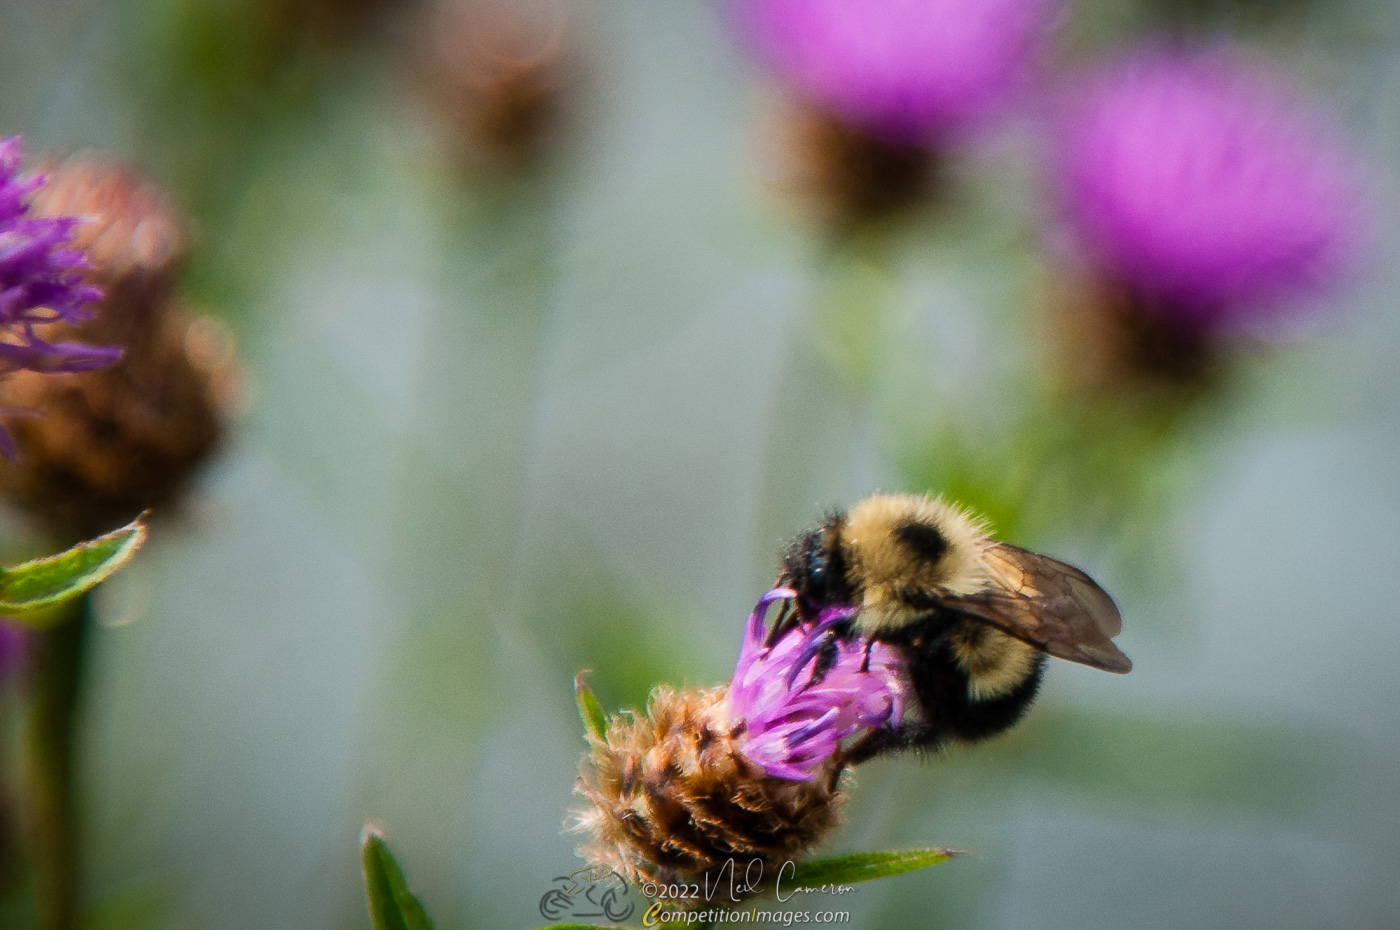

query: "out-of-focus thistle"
left=415, top=0, right=577, bottom=171
left=572, top=588, right=906, bottom=895
left=0, top=152, right=240, bottom=542
left=734, top=0, right=1059, bottom=228
left=1046, top=48, right=1368, bottom=390
left=0, top=138, right=120, bottom=446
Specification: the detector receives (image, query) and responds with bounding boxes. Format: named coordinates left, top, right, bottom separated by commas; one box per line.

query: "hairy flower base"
left=782, top=104, right=937, bottom=230
left=0, top=304, right=235, bottom=541
left=1042, top=270, right=1221, bottom=393
left=573, top=685, right=846, bottom=898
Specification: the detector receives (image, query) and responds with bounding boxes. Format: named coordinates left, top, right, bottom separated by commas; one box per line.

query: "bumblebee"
left=776, top=493, right=1130, bottom=762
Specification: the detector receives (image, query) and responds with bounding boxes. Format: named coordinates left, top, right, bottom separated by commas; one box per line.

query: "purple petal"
left=726, top=589, right=907, bottom=780
left=734, top=0, right=1060, bottom=142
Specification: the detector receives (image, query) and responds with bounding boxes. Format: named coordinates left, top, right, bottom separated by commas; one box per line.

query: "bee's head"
left=779, top=510, right=856, bottom=617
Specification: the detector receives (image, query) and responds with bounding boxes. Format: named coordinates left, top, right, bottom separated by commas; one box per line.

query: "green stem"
left=22, top=594, right=91, bottom=930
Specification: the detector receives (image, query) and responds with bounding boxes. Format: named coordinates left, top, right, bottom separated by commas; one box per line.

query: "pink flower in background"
left=1055, top=48, right=1369, bottom=327
left=734, top=0, right=1060, bottom=143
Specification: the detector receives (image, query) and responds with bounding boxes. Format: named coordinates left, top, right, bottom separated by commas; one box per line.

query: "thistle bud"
left=1045, top=47, right=1369, bottom=391
left=735, top=0, right=1059, bottom=229
left=572, top=590, right=905, bottom=896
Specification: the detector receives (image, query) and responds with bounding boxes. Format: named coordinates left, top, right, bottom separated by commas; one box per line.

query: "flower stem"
left=21, top=593, right=91, bottom=930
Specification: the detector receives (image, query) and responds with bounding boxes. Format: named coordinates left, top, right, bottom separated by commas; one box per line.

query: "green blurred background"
left=1, top=0, right=1398, bottom=927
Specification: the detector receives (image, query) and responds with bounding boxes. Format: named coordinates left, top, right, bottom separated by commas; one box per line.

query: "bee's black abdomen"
left=845, top=618, right=1047, bottom=763
left=937, top=654, right=1045, bottom=743
left=907, top=630, right=1045, bottom=747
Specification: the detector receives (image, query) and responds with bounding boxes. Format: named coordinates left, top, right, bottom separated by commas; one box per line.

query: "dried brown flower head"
left=0, top=154, right=240, bottom=542
left=573, top=685, right=847, bottom=896
left=0, top=305, right=238, bottom=542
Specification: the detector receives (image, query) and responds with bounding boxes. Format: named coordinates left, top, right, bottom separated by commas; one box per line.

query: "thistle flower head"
left=0, top=137, right=117, bottom=378
left=0, top=151, right=235, bottom=536
left=728, top=587, right=905, bottom=780
left=572, top=590, right=905, bottom=892
left=1055, top=48, right=1368, bottom=327
left=735, top=0, right=1059, bottom=143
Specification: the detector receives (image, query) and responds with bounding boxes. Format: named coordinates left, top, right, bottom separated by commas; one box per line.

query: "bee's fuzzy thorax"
left=845, top=494, right=993, bottom=631
left=571, top=685, right=846, bottom=895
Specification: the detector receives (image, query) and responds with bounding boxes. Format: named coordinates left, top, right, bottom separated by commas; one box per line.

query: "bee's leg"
left=765, top=600, right=796, bottom=647
left=859, top=638, right=873, bottom=674
left=784, top=610, right=854, bottom=688
left=812, top=635, right=840, bottom=685
left=842, top=627, right=953, bottom=763
left=843, top=719, right=944, bottom=765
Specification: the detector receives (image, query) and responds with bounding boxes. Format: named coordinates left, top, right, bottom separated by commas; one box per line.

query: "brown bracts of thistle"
left=1040, top=270, right=1220, bottom=396
left=414, top=0, right=577, bottom=170
left=0, top=153, right=240, bottom=543
left=27, top=153, right=183, bottom=327
left=779, top=104, right=938, bottom=232
left=572, top=590, right=906, bottom=898
left=574, top=685, right=845, bottom=893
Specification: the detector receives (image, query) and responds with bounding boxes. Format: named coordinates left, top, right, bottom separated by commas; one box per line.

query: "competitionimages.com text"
left=643, top=905, right=851, bottom=926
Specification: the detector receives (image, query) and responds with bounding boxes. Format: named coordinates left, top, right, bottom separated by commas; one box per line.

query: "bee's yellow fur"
left=842, top=493, right=1039, bottom=699
left=844, top=494, right=993, bottom=632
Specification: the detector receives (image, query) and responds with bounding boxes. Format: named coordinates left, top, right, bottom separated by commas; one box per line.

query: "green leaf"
left=0, top=516, right=147, bottom=625
left=785, top=848, right=960, bottom=889
left=528, top=926, right=625, bottom=930
left=361, top=825, right=435, bottom=930
left=575, top=672, right=609, bottom=742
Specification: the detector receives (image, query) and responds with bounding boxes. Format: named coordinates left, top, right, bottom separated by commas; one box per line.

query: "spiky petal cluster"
left=0, top=138, right=118, bottom=378
left=734, top=0, right=1059, bottom=143
left=1055, top=48, right=1367, bottom=327
left=728, top=588, right=905, bottom=780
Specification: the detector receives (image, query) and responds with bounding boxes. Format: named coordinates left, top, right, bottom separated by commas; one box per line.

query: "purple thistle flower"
left=1054, top=48, right=1368, bottom=327
left=0, top=137, right=118, bottom=377
left=733, top=0, right=1060, bottom=143
left=726, top=587, right=906, bottom=781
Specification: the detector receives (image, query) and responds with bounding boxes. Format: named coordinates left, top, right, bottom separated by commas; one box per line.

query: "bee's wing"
left=946, top=543, right=1132, bottom=674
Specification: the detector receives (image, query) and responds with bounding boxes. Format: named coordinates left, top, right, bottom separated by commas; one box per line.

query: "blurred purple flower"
left=727, top=587, right=906, bottom=781
left=0, top=136, right=117, bottom=377
left=734, top=0, right=1059, bottom=143
left=0, top=136, right=120, bottom=456
left=1055, top=49, right=1368, bottom=326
